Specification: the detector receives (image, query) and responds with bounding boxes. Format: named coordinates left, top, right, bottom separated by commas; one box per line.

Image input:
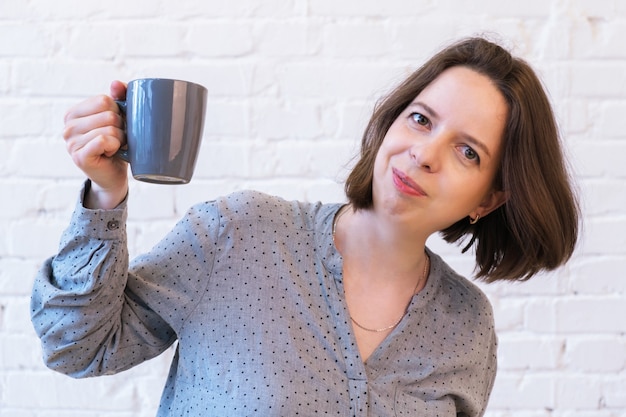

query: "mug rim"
left=127, top=77, right=207, bottom=91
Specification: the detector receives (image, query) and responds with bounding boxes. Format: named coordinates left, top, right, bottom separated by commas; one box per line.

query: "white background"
left=0, top=0, right=625, bottom=416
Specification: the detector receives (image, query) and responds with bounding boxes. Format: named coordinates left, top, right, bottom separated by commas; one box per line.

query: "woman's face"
left=372, top=66, right=508, bottom=233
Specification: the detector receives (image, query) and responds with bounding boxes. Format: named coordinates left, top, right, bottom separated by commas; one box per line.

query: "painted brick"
left=1, top=2, right=625, bottom=416
left=256, top=21, right=321, bottom=57
left=603, top=375, right=626, bottom=408
left=556, top=297, right=626, bottom=333
left=556, top=375, right=604, bottom=409
left=498, top=335, right=564, bottom=370
left=563, top=336, right=626, bottom=372
left=187, top=22, right=254, bottom=57
left=323, top=22, right=389, bottom=58
left=569, top=257, right=626, bottom=294
left=0, top=259, right=40, bottom=295
left=65, top=23, right=121, bottom=60
left=488, top=373, right=555, bottom=409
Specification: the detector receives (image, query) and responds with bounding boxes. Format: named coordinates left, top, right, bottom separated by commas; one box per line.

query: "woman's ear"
left=472, top=189, right=508, bottom=219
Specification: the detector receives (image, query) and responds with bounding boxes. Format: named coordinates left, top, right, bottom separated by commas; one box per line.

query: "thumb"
left=109, top=80, right=127, bottom=101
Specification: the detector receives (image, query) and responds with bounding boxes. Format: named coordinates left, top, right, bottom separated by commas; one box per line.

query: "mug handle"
left=114, top=100, right=129, bottom=162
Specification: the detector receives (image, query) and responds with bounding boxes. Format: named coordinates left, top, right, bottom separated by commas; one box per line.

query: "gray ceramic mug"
left=116, top=78, right=207, bottom=184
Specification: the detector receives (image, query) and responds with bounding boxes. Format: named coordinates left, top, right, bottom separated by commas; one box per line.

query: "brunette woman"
left=32, top=36, right=579, bottom=416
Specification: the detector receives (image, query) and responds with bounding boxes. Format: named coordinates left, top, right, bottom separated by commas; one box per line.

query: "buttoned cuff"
left=68, top=180, right=129, bottom=240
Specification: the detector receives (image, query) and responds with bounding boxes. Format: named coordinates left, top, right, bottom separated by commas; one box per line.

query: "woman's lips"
left=392, top=168, right=427, bottom=196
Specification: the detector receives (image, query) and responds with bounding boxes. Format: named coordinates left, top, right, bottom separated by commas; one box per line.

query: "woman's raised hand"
left=62, top=81, right=130, bottom=209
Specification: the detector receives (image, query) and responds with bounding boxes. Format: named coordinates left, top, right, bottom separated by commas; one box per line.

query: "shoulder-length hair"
left=344, top=36, right=580, bottom=282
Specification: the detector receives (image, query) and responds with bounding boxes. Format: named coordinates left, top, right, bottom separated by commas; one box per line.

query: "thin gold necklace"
left=332, top=205, right=430, bottom=333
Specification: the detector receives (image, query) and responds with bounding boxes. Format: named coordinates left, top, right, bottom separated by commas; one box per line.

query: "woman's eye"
left=461, top=145, right=479, bottom=163
left=410, top=112, right=430, bottom=127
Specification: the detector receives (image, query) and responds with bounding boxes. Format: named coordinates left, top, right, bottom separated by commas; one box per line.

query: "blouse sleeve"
left=30, top=182, right=216, bottom=377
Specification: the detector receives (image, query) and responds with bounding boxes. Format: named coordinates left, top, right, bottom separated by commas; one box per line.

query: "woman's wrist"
left=84, top=180, right=128, bottom=210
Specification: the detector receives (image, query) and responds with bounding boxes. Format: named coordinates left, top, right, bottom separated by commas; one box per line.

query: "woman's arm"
left=30, top=185, right=176, bottom=377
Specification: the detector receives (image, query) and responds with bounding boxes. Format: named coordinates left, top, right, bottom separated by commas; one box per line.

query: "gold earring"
left=470, top=214, right=480, bottom=224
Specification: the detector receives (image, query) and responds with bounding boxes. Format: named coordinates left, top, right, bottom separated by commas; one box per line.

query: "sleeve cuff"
left=65, top=180, right=129, bottom=241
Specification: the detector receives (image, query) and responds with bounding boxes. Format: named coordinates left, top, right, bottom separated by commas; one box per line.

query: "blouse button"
left=106, top=220, right=120, bottom=230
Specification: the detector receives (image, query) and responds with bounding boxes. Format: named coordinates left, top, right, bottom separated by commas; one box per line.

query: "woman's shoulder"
left=189, top=190, right=333, bottom=230
left=428, top=250, right=494, bottom=317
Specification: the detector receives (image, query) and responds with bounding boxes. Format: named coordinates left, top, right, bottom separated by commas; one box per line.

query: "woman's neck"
left=334, top=206, right=429, bottom=284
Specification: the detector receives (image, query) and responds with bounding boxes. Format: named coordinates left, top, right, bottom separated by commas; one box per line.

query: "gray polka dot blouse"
left=31, top=184, right=497, bottom=416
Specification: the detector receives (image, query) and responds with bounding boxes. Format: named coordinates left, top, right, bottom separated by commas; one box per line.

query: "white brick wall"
left=1, top=0, right=624, bottom=416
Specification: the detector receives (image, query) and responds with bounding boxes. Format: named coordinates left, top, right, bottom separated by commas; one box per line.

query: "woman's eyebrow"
left=411, top=101, right=439, bottom=119
left=462, top=134, right=491, bottom=158
left=411, top=100, right=492, bottom=158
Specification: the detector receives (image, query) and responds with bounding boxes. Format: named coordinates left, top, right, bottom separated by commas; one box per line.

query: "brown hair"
left=344, top=36, right=580, bottom=282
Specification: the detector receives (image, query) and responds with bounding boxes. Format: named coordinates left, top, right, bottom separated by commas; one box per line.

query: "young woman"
left=31, top=37, right=579, bottom=416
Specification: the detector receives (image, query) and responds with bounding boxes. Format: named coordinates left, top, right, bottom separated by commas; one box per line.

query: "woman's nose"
left=410, top=136, right=443, bottom=172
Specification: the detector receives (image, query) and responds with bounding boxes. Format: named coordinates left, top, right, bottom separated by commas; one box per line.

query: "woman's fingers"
left=66, top=125, right=125, bottom=162
left=60, top=83, right=131, bottom=209
left=64, top=94, right=119, bottom=124
left=63, top=108, right=124, bottom=142
left=109, top=80, right=127, bottom=101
